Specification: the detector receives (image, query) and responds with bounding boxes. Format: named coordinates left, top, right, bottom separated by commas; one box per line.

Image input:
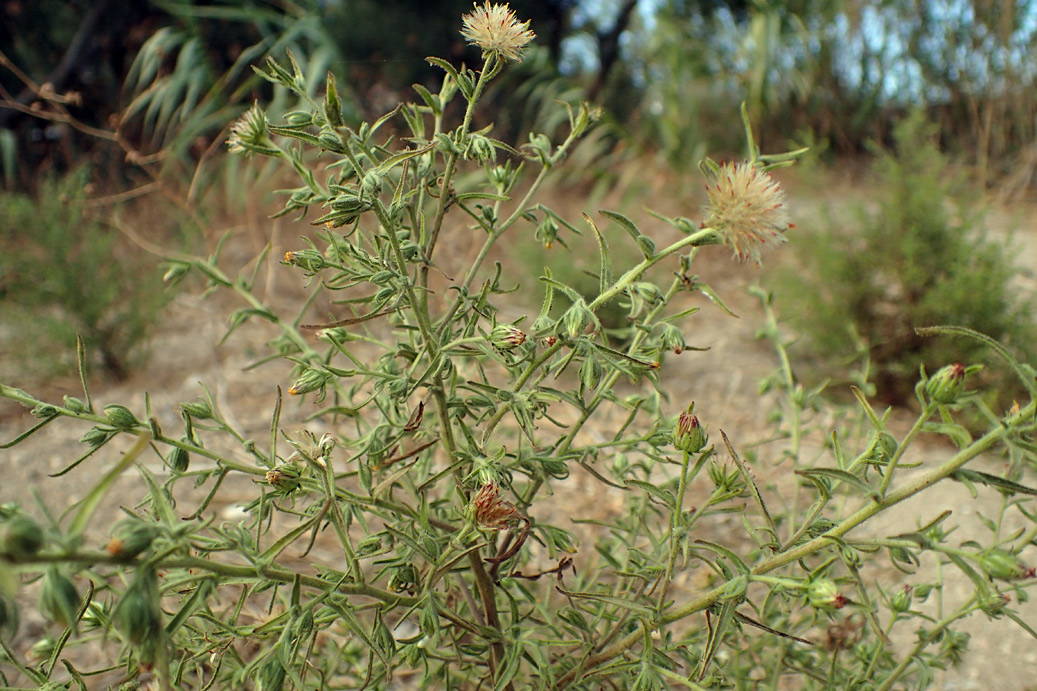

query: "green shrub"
left=2, top=7, right=1037, bottom=691
left=0, top=169, right=168, bottom=380
left=777, top=112, right=1037, bottom=405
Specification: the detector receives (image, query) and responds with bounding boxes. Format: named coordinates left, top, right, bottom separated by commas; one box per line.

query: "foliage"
left=776, top=112, right=1037, bottom=405
left=0, top=169, right=169, bottom=380
left=2, top=6, right=1037, bottom=691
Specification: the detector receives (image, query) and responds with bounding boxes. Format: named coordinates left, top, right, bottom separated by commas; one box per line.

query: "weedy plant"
left=2, top=4, right=1037, bottom=690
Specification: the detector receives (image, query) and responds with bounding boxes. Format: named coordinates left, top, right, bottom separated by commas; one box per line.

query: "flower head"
left=461, top=3, right=535, bottom=63
left=470, top=483, right=519, bottom=530
left=702, top=161, right=791, bottom=266
left=227, top=103, right=279, bottom=157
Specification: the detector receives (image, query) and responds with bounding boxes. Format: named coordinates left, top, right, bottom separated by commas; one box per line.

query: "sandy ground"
left=1, top=178, right=1036, bottom=689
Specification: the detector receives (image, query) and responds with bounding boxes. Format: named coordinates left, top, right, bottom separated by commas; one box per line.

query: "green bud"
left=113, top=572, right=165, bottom=666
left=265, top=465, right=301, bottom=495
left=180, top=399, right=213, bottom=420
left=977, top=548, right=1035, bottom=581
left=361, top=171, right=382, bottom=195
left=39, top=568, right=80, bottom=629
left=579, top=353, right=603, bottom=392
left=0, top=593, right=19, bottom=641
left=169, top=445, right=190, bottom=473
left=489, top=324, right=527, bottom=351
left=370, top=270, right=395, bottom=286
left=285, top=111, right=313, bottom=126
left=1, top=514, right=45, bottom=559
left=31, top=404, right=59, bottom=419
left=388, top=563, right=419, bottom=594
left=322, top=71, right=345, bottom=128
left=925, top=363, right=967, bottom=404
left=81, top=599, right=110, bottom=631
left=356, top=534, right=383, bottom=557
left=807, top=578, right=847, bottom=611
left=106, top=520, right=158, bottom=560
left=317, top=130, right=346, bottom=153
left=62, top=395, right=88, bottom=413
left=288, top=366, right=332, bottom=398
left=104, top=404, right=139, bottom=430
left=283, top=249, right=326, bottom=274
left=672, top=404, right=708, bottom=453
left=890, top=585, right=914, bottom=614
left=28, top=635, right=57, bottom=662
left=660, top=323, right=686, bottom=355
left=561, top=300, right=593, bottom=340
left=80, top=426, right=112, bottom=448
left=161, top=260, right=191, bottom=285
left=535, top=215, right=559, bottom=249
left=977, top=587, right=1010, bottom=616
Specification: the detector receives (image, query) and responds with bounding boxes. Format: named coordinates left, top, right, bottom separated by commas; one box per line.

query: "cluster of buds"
left=284, top=430, right=336, bottom=470
left=672, top=404, right=708, bottom=454
left=226, top=103, right=279, bottom=157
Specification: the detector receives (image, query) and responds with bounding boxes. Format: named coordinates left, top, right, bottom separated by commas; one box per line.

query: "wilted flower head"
left=702, top=161, right=791, bottom=266
left=471, top=483, right=519, bottom=530
left=461, top=2, right=535, bottom=63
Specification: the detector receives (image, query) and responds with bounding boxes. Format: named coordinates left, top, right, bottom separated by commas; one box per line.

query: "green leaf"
left=796, top=468, right=878, bottom=501
left=951, top=469, right=1037, bottom=497
left=583, top=213, right=613, bottom=298
left=555, top=587, right=656, bottom=617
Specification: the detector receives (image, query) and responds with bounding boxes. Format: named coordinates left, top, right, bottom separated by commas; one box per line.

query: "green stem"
left=878, top=404, right=934, bottom=496
left=554, top=401, right=1032, bottom=688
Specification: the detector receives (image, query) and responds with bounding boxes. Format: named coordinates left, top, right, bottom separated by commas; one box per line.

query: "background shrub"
left=776, top=112, right=1037, bottom=405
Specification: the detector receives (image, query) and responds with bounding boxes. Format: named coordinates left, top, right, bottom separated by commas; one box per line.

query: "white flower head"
left=461, top=2, right=536, bottom=63
left=702, top=161, right=791, bottom=266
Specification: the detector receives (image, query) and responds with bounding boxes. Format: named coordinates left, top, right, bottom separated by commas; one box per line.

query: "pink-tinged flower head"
left=471, top=483, right=519, bottom=530
left=702, top=161, right=791, bottom=266
left=461, top=3, right=536, bottom=63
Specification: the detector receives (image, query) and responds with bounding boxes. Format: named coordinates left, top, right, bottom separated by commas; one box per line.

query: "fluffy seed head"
left=461, top=3, right=535, bottom=63
left=702, top=161, right=791, bottom=266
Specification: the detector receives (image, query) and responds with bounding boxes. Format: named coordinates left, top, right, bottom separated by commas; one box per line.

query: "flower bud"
left=31, top=404, right=59, bottom=419
left=106, top=520, right=158, bottom=560
left=288, top=366, right=332, bottom=397
left=114, top=582, right=161, bottom=647
left=161, top=260, right=191, bottom=285
left=660, top=324, right=686, bottom=354
left=561, top=300, right=593, bottom=340
left=104, top=404, right=139, bottom=430
left=283, top=249, right=326, bottom=274
left=1, top=514, right=45, bottom=559
left=890, top=585, right=914, bottom=614
left=978, top=548, right=1035, bottom=581
left=535, top=215, right=559, bottom=249
left=63, top=395, right=88, bottom=413
left=322, top=72, right=345, bottom=128
left=169, top=445, right=190, bottom=473
left=672, top=405, right=708, bottom=454
left=807, top=578, right=847, bottom=611
left=39, top=568, right=81, bottom=629
left=0, top=593, right=19, bottom=641
left=925, top=363, right=967, bottom=404
left=387, top=563, right=419, bottom=594
left=489, top=324, right=526, bottom=351
left=579, top=353, right=603, bottom=392
left=80, top=426, right=112, bottom=448
left=265, top=464, right=302, bottom=495
left=180, top=399, right=213, bottom=420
